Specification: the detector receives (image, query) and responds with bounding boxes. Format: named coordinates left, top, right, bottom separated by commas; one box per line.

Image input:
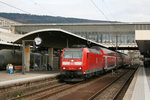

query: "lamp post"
left=116, top=32, right=118, bottom=68
left=116, top=32, right=118, bottom=52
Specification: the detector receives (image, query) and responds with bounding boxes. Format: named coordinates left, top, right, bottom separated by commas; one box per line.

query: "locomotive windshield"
left=63, top=49, right=83, bottom=59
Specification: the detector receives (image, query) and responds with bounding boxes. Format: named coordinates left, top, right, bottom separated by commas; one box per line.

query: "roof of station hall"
left=14, top=28, right=107, bottom=48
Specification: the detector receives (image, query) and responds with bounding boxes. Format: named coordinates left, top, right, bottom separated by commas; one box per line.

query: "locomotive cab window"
left=63, top=49, right=83, bottom=59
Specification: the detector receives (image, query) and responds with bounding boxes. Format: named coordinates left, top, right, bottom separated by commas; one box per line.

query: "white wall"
left=135, top=30, right=150, bottom=40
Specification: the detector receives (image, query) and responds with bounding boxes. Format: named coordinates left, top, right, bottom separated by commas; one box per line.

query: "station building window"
left=147, top=25, right=150, bottom=30
left=73, top=31, right=136, bottom=45
left=118, top=33, right=121, bottom=44
left=98, top=33, right=102, bottom=43
left=125, top=34, right=128, bottom=44
left=126, top=32, right=134, bottom=43
left=0, top=22, right=2, bottom=26
left=87, top=32, right=98, bottom=42
left=106, top=33, right=110, bottom=43
left=74, top=32, right=87, bottom=39
left=131, top=34, right=135, bottom=43
left=102, top=33, right=106, bottom=43
left=122, top=34, right=126, bottom=44
left=109, top=33, right=113, bottom=44
left=80, top=32, right=87, bottom=38
left=74, top=32, right=81, bottom=36
left=112, top=33, right=116, bottom=44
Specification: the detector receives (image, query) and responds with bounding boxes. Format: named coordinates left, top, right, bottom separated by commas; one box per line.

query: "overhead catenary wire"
left=102, top=0, right=116, bottom=21
left=90, top=0, right=119, bottom=53
left=30, top=0, right=72, bottom=23
left=90, top=0, right=111, bottom=21
left=0, top=0, right=71, bottom=23
left=30, top=0, right=55, bottom=16
left=0, top=0, right=31, bottom=14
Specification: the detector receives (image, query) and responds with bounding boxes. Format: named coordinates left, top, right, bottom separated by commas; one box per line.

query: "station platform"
left=123, top=66, right=150, bottom=100
left=0, top=70, right=59, bottom=88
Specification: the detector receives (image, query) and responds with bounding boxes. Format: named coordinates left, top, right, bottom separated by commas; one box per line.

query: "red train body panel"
left=60, top=47, right=130, bottom=81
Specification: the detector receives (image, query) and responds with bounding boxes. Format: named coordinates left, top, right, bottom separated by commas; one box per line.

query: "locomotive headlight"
left=78, top=67, right=82, bottom=70
left=62, top=62, right=70, bottom=65
left=63, top=67, right=67, bottom=70
left=74, top=62, right=82, bottom=65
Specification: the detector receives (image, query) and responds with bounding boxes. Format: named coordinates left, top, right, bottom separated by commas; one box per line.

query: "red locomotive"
left=60, top=46, right=130, bottom=81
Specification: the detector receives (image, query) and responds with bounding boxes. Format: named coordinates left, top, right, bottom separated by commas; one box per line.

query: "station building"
left=11, top=23, right=150, bottom=51
left=9, top=23, right=150, bottom=70
left=12, top=23, right=139, bottom=49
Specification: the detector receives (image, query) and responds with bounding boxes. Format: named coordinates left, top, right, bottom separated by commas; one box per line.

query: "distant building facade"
left=0, top=17, right=22, bottom=44
left=0, top=17, right=21, bottom=29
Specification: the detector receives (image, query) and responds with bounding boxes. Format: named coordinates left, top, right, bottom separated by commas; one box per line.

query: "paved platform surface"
left=123, top=66, right=150, bottom=100
left=0, top=71, right=59, bottom=87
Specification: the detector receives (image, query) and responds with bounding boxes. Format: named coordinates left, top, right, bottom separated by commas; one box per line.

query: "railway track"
left=12, top=75, right=107, bottom=100
left=27, top=83, right=81, bottom=100
left=11, top=83, right=66, bottom=100
left=1, top=78, right=59, bottom=100
left=11, top=79, right=90, bottom=100
left=10, top=65, right=138, bottom=100
left=88, top=66, right=138, bottom=100
left=55, top=65, right=138, bottom=100
left=10, top=71, right=109, bottom=100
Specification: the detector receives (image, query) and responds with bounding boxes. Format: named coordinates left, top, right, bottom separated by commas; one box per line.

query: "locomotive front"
left=60, top=48, right=85, bottom=79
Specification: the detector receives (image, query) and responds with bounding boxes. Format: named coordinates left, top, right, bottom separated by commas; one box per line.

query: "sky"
left=0, top=0, right=150, bottom=22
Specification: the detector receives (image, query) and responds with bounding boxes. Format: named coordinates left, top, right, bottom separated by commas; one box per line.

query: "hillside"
left=0, top=12, right=117, bottom=24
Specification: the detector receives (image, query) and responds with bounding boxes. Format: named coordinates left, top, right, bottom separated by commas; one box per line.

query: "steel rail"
left=32, top=81, right=88, bottom=100
left=88, top=69, right=130, bottom=100
left=112, top=65, right=139, bottom=100
left=30, top=75, right=106, bottom=100
left=11, top=83, right=66, bottom=100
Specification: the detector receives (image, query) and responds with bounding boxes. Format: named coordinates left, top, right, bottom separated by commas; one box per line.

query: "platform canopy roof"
left=0, top=41, right=20, bottom=49
left=14, top=29, right=106, bottom=48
